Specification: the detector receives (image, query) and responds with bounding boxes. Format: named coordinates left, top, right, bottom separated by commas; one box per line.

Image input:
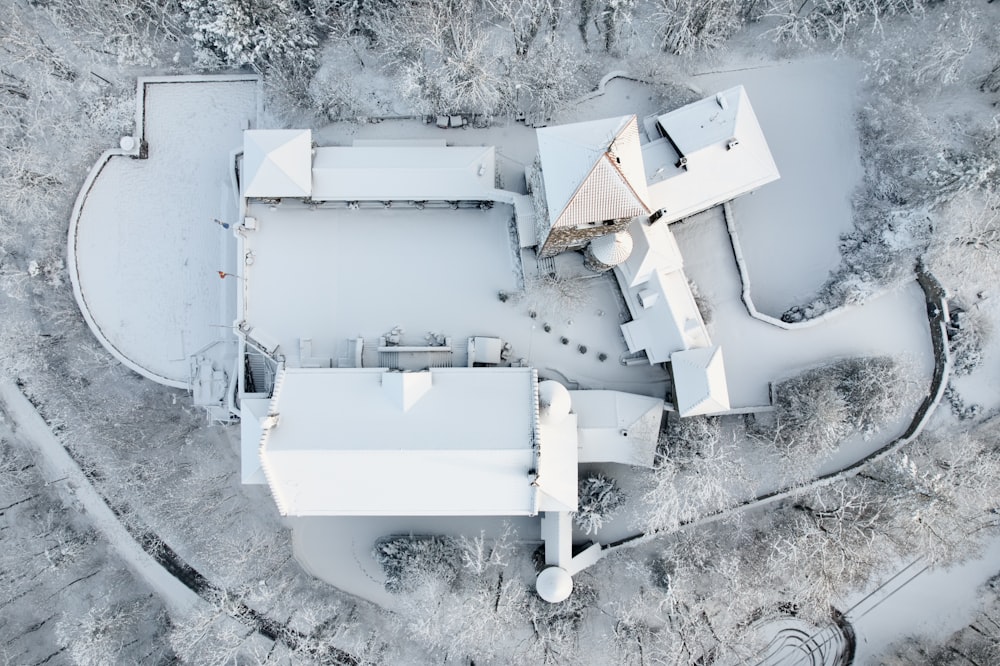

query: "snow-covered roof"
left=536, top=115, right=650, bottom=229
left=616, top=267, right=710, bottom=364
left=243, top=129, right=313, bottom=198
left=538, top=379, right=572, bottom=425
left=589, top=230, right=634, bottom=267
left=311, top=145, right=496, bottom=201
left=259, top=367, right=560, bottom=516
left=571, top=390, right=664, bottom=468
left=536, top=566, right=573, bottom=603
left=240, top=397, right=270, bottom=484
left=616, top=218, right=684, bottom=288
left=671, top=346, right=731, bottom=417
left=644, top=86, right=780, bottom=223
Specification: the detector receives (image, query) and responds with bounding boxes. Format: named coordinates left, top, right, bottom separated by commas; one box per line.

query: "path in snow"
left=0, top=379, right=201, bottom=615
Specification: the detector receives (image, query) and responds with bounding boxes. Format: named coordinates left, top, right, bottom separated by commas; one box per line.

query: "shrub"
left=574, top=473, right=625, bottom=535
left=767, top=356, right=905, bottom=460
left=372, top=535, right=461, bottom=593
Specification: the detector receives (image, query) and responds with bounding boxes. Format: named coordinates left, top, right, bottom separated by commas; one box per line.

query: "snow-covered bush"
left=765, top=356, right=905, bottom=460
left=657, top=414, right=720, bottom=467
left=522, top=273, right=590, bottom=319
left=574, top=473, right=625, bottom=534
left=181, top=0, right=320, bottom=70
left=372, top=534, right=462, bottom=593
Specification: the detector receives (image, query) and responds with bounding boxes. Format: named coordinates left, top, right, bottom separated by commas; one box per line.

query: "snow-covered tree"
left=56, top=593, right=170, bottom=666
left=512, top=34, right=586, bottom=124
left=655, top=0, right=746, bottom=55
left=181, top=0, right=320, bottom=70
left=486, top=0, right=565, bottom=56
left=574, top=472, right=625, bottom=534
left=378, top=526, right=533, bottom=663
left=760, top=357, right=906, bottom=468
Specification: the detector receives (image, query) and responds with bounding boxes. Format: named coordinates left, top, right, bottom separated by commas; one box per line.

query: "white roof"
left=536, top=566, right=573, bottom=603
left=259, top=367, right=553, bottom=516
left=671, top=346, right=731, bottom=417
left=589, top=230, right=634, bottom=267
left=538, top=379, right=572, bottom=425
left=571, top=390, right=664, bottom=468
left=311, top=145, right=496, bottom=201
left=243, top=130, right=313, bottom=198
left=240, top=398, right=270, bottom=484
left=617, top=218, right=684, bottom=288
left=644, top=86, right=780, bottom=223
left=618, top=268, right=710, bottom=364
left=536, top=115, right=650, bottom=229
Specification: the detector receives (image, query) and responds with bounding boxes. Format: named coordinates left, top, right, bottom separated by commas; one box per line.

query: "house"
left=68, top=76, right=778, bottom=603
left=531, top=115, right=650, bottom=257
left=531, top=86, right=780, bottom=418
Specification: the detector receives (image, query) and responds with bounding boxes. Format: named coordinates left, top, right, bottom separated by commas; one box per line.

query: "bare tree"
left=655, top=0, right=746, bottom=55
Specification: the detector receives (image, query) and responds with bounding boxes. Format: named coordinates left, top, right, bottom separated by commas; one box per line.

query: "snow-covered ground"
left=70, top=77, right=256, bottom=386
left=694, top=58, right=864, bottom=316
left=673, top=208, right=933, bottom=414
left=848, top=534, right=1000, bottom=662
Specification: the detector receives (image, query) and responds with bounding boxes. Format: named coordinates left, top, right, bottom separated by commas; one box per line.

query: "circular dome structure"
left=538, top=380, right=571, bottom=425
left=536, top=566, right=573, bottom=603
left=589, top=230, right=634, bottom=267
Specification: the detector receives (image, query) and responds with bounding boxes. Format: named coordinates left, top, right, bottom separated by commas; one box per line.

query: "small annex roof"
left=536, top=115, right=650, bottom=230
left=644, top=86, right=780, bottom=224
left=243, top=129, right=313, bottom=198
left=536, top=566, right=573, bottom=603
left=671, top=346, right=731, bottom=417
left=571, top=390, right=664, bottom=468
left=240, top=397, right=270, bottom=484
left=258, top=367, right=549, bottom=516
left=617, top=218, right=684, bottom=288
left=589, top=230, right=634, bottom=267
left=617, top=268, right=710, bottom=364
left=311, top=145, right=495, bottom=201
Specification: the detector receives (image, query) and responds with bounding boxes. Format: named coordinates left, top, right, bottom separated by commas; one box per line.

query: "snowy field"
left=70, top=78, right=256, bottom=386
left=694, top=58, right=864, bottom=316
left=672, top=208, right=933, bottom=412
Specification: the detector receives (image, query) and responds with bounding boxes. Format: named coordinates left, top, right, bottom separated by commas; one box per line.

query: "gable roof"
left=671, top=346, right=731, bottom=417
left=243, top=129, right=313, bottom=198
left=617, top=217, right=684, bottom=288
left=536, top=115, right=650, bottom=229
left=571, top=390, right=664, bottom=467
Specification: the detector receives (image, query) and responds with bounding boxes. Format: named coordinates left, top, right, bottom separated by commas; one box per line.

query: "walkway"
left=0, top=379, right=201, bottom=615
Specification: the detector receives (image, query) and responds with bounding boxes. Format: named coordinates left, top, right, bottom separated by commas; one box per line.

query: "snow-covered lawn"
left=70, top=77, right=257, bottom=386
left=694, top=58, right=864, bottom=316
left=291, top=515, right=539, bottom=607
